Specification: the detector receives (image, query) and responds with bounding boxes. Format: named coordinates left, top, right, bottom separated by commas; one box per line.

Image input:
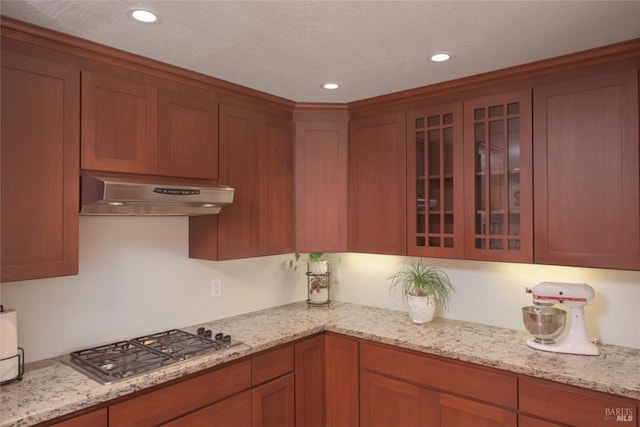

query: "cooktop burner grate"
left=133, top=329, right=226, bottom=359
left=66, top=329, right=241, bottom=385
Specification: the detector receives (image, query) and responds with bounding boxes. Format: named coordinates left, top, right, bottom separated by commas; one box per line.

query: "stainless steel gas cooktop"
left=65, top=328, right=241, bottom=385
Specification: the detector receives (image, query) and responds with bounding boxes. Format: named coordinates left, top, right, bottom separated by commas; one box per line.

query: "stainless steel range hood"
left=80, top=175, right=234, bottom=216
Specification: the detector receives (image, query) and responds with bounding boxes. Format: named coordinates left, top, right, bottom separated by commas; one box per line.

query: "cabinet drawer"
left=50, top=408, right=107, bottom=427
left=252, top=344, right=294, bottom=385
left=360, top=341, right=517, bottom=409
left=519, top=377, right=637, bottom=427
left=109, top=360, right=251, bottom=427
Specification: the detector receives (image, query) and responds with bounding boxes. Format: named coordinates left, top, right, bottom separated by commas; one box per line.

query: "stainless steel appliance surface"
left=80, top=175, right=235, bottom=216
left=66, top=329, right=241, bottom=385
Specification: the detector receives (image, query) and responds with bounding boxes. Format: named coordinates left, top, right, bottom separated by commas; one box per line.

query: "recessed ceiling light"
left=429, top=53, right=451, bottom=63
left=323, top=83, right=340, bottom=90
left=130, top=9, right=158, bottom=23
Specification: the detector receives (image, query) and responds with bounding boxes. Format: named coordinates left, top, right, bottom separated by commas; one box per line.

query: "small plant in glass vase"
left=388, top=259, right=454, bottom=324
left=290, top=252, right=331, bottom=305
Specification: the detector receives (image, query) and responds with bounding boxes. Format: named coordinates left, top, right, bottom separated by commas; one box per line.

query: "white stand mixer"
left=525, top=282, right=600, bottom=356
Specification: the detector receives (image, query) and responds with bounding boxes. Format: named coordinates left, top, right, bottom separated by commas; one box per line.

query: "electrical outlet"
left=210, top=278, right=222, bottom=298
left=332, top=265, right=341, bottom=284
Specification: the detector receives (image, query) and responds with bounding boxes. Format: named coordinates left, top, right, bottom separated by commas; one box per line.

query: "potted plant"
left=388, top=259, right=454, bottom=324
left=290, top=252, right=330, bottom=304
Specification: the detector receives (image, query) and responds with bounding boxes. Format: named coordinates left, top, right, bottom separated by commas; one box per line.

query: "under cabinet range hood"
left=80, top=175, right=234, bottom=216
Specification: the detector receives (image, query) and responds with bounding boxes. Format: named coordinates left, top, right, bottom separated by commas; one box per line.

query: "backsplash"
left=1, top=217, right=638, bottom=363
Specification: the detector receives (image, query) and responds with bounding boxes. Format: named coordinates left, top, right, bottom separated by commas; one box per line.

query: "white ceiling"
left=2, top=1, right=639, bottom=103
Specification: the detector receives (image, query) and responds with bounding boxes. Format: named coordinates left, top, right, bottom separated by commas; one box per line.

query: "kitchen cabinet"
left=252, top=374, right=295, bottom=427
left=295, top=335, right=326, bottom=427
left=407, top=102, right=464, bottom=259
left=519, top=376, right=638, bottom=426
left=463, top=90, right=533, bottom=263
left=81, top=66, right=217, bottom=180
left=293, top=107, right=349, bottom=253
left=189, top=101, right=293, bottom=260
left=360, top=340, right=517, bottom=427
left=361, top=370, right=439, bottom=426
left=533, top=68, right=639, bottom=270
left=49, top=408, right=107, bottom=427
left=348, top=112, right=407, bottom=255
left=252, top=344, right=295, bottom=427
left=162, top=391, right=252, bottom=427
left=325, top=333, right=359, bottom=427
left=108, top=360, right=251, bottom=426
left=0, top=50, right=80, bottom=282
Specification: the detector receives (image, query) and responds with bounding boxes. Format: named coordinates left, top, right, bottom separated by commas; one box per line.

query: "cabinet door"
left=349, top=112, right=407, bottom=255
left=533, top=69, right=639, bottom=270
left=325, top=334, right=359, bottom=427
left=189, top=102, right=293, bottom=260
left=464, top=90, right=533, bottom=262
left=158, top=86, right=218, bottom=179
left=252, top=373, right=295, bottom=427
left=360, top=371, right=439, bottom=427
left=439, top=393, right=516, bottom=427
left=407, top=103, right=464, bottom=258
left=1, top=52, right=79, bottom=282
left=81, top=70, right=158, bottom=174
left=216, top=103, right=261, bottom=259
left=295, top=335, right=326, bottom=427
left=294, top=118, right=348, bottom=253
left=162, top=391, right=252, bottom=427
left=259, top=113, right=294, bottom=255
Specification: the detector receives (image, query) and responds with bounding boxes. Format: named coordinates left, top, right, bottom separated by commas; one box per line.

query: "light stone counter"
left=1, top=301, right=639, bottom=426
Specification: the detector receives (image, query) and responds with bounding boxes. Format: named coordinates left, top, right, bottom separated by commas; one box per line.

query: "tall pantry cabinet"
left=1, top=49, right=80, bottom=282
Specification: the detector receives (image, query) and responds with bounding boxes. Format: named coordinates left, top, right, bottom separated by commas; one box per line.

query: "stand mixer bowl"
left=522, top=306, right=566, bottom=344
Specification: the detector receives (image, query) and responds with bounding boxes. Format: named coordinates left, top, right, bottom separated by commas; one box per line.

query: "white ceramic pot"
left=407, top=295, right=436, bottom=324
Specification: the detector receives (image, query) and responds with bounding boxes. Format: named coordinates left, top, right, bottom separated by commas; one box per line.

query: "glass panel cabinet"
left=407, top=103, right=464, bottom=258
left=464, top=90, right=533, bottom=262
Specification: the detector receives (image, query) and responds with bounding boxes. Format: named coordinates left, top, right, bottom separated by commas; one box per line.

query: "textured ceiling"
left=2, top=1, right=640, bottom=103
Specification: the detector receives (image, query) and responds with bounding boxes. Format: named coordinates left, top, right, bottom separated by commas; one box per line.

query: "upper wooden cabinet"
left=349, top=112, right=407, bottom=255
left=294, top=107, right=349, bottom=253
left=158, top=86, right=218, bottom=180
left=407, top=102, right=464, bottom=259
left=81, top=67, right=218, bottom=180
left=533, top=68, right=639, bottom=270
left=1, top=51, right=80, bottom=282
left=463, top=90, right=533, bottom=263
left=189, top=101, right=293, bottom=260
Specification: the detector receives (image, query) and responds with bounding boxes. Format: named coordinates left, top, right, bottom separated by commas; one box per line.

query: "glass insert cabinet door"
left=464, top=90, right=533, bottom=262
left=407, top=103, right=464, bottom=258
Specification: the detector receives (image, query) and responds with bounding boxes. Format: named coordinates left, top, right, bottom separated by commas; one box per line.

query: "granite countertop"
left=1, top=301, right=639, bottom=426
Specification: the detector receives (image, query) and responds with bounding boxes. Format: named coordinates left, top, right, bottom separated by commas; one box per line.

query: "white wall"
left=0, top=217, right=306, bottom=363
left=333, top=253, right=640, bottom=349
left=1, top=217, right=639, bottom=364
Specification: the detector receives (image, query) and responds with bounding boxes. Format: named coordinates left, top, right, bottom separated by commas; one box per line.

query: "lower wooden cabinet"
left=252, top=373, right=295, bottom=427
left=162, top=391, right=251, bottom=427
left=519, top=377, right=637, bottom=427
left=295, top=335, right=326, bottom=427
left=439, top=393, right=516, bottom=427
left=49, top=408, right=107, bottom=427
left=325, top=333, right=359, bottom=427
left=109, top=360, right=251, bottom=427
left=361, top=371, right=439, bottom=426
